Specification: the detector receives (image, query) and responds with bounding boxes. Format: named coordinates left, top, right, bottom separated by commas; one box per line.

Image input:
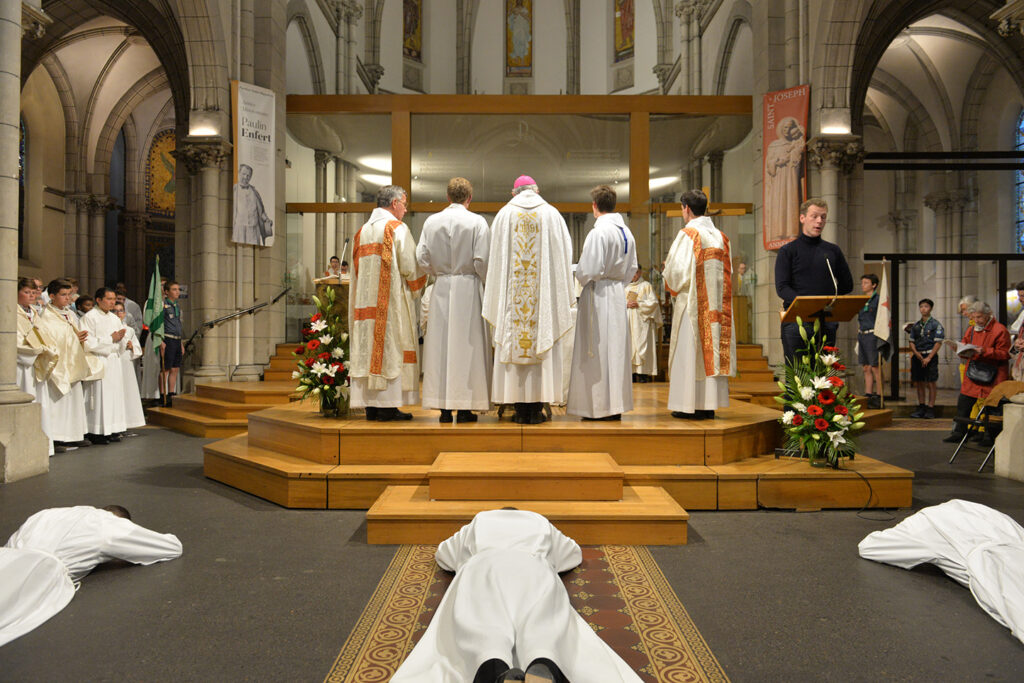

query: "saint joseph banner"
left=762, top=84, right=809, bottom=251
left=231, top=80, right=276, bottom=247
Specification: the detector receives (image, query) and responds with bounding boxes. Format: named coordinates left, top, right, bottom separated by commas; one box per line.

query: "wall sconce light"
left=819, top=109, right=852, bottom=136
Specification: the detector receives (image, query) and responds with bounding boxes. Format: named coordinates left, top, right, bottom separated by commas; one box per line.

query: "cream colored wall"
left=19, top=67, right=66, bottom=281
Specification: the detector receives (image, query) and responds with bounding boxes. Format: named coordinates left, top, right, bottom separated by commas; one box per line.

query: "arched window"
left=1017, top=108, right=1024, bottom=253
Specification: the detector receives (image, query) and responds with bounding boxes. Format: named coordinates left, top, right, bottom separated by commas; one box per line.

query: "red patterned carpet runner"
left=324, top=545, right=728, bottom=682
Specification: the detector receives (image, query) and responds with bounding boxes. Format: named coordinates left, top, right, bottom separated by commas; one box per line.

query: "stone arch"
left=78, top=38, right=133, bottom=188
left=903, top=38, right=959, bottom=150
left=39, top=55, right=79, bottom=193
left=92, top=69, right=171, bottom=194
left=122, top=114, right=142, bottom=214
left=960, top=53, right=1001, bottom=151
left=287, top=0, right=328, bottom=95
left=869, top=68, right=943, bottom=152
left=863, top=95, right=897, bottom=151
left=710, top=0, right=752, bottom=96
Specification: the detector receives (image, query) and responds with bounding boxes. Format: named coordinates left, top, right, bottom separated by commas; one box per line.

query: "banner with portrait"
left=762, top=84, right=809, bottom=251
left=231, top=80, right=276, bottom=247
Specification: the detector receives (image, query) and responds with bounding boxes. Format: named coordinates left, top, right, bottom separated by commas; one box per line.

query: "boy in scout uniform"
left=161, top=281, right=184, bottom=407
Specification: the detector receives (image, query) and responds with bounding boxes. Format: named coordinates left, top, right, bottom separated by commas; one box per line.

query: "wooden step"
left=737, top=357, right=771, bottom=372
left=203, top=434, right=331, bottom=508
left=429, top=452, right=623, bottom=501
left=263, top=369, right=293, bottom=381
left=328, top=464, right=431, bottom=509
left=173, top=394, right=276, bottom=420
left=276, top=342, right=302, bottom=356
left=268, top=357, right=296, bottom=370
left=737, top=344, right=766, bottom=360
left=621, top=465, right=718, bottom=510
left=196, top=380, right=295, bottom=404
left=147, top=406, right=248, bottom=438
left=366, top=485, right=689, bottom=545
left=737, top=369, right=775, bottom=382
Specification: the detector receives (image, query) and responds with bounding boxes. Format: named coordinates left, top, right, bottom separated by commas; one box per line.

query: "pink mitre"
left=513, top=175, right=536, bottom=188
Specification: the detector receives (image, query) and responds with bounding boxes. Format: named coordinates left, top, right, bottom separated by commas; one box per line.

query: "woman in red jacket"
left=943, top=301, right=1011, bottom=446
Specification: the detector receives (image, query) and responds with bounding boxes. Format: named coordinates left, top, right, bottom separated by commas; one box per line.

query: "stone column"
left=674, top=2, right=692, bottom=95
left=74, top=194, right=93, bottom=287
left=688, top=1, right=706, bottom=95
left=706, top=150, right=724, bottom=202
left=89, top=195, right=112, bottom=292
left=314, top=149, right=330, bottom=276
left=176, top=139, right=231, bottom=382
left=808, top=135, right=864, bottom=246
left=1, top=1, right=50, bottom=482
left=336, top=0, right=362, bottom=95
left=121, top=212, right=148, bottom=296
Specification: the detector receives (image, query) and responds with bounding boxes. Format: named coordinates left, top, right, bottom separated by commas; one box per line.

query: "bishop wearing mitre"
left=483, top=176, right=575, bottom=425
left=625, top=266, right=663, bottom=382
left=566, top=185, right=638, bottom=421
left=663, top=189, right=736, bottom=419
left=349, top=185, right=426, bottom=421
left=80, top=287, right=129, bottom=442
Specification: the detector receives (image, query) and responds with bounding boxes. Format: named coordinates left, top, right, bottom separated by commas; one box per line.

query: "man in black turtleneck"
left=775, top=198, right=854, bottom=361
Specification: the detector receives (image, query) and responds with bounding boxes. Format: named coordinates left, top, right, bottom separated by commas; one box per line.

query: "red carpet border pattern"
left=325, top=545, right=728, bottom=683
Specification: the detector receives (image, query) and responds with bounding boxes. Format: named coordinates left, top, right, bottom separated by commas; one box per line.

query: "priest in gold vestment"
left=663, top=190, right=736, bottom=419
left=349, top=185, right=426, bottom=421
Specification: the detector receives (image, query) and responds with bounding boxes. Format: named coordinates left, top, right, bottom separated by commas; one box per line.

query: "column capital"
left=923, top=190, right=951, bottom=212
left=122, top=212, right=149, bottom=230
left=336, top=0, right=363, bottom=24
left=949, top=187, right=975, bottom=210
left=675, top=0, right=710, bottom=21
left=706, top=150, right=724, bottom=166
left=174, top=138, right=232, bottom=175
left=807, top=135, right=864, bottom=175
left=22, top=4, right=52, bottom=39
left=652, top=60, right=680, bottom=94
left=314, top=149, right=332, bottom=167
left=887, top=209, right=916, bottom=231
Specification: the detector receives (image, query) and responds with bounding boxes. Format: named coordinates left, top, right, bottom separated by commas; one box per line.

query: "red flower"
left=828, top=376, right=844, bottom=388
left=836, top=405, right=849, bottom=416
left=823, top=345, right=839, bottom=353
left=307, top=339, right=321, bottom=351
left=818, top=389, right=836, bottom=405
left=294, top=346, right=305, bottom=355
left=311, top=312, right=322, bottom=322
left=333, top=362, right=344, bottom=371
left=304, top=357, right=315, bottom=367
left=318, top=352, right=330, bottom=361
left=323, top=375, right=335, bottom=385
left=792, top=415, right=804, bottom=426
left=814, top=418, right=830, bottom=431
left=834, top=363, right=846, bottom=371
left=807, top=405, right=824, bottom=416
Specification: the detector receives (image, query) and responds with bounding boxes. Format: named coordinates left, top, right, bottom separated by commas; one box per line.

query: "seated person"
left=390, top=508, right=642, bottom=683
left=1, top=505, right=182, bottom=647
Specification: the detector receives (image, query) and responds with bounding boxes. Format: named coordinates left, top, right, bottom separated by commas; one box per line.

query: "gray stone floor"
left=1, top=423, right=1023, bottom=681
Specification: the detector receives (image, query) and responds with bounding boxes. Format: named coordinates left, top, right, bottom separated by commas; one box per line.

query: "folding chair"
left=950, top=381, right=1024, bottom=471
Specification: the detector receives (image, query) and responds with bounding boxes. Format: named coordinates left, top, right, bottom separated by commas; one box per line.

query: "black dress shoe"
left=582, top=414, right=621, bottom=421
left=108, top=434, right=122, bottom=442
left=364, top=407, right=378, bottom=421
left=525, top=658, right=562, bottom=683
left=71, top=439, right=92, bottom=448
left=474, top=659, right=511, bottom=683
left=439, top=409, right=453, bottom=423
left=672, top=411, right=700, bottom=419
left=942, top=432, right=964, bottom=443
left=86, top=433, right=110, bottom=445
left=376, top=407, right=413, bottom=422
left=527, top=404, right=547, bottom=424
left=456, top=410, right=478, bottom=423
left=697, top=409, right=715, bottom=419
left=496, top=668, right=526, bottom=683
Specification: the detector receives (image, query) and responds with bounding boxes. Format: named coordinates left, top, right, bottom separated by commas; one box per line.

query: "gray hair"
left=958, top=295, right=977, bottom=308
left=512, top=183, right=539, bottom=196
left=376, top=185, right=407, bottom=208
left=968, top=301, right=992, bottom=316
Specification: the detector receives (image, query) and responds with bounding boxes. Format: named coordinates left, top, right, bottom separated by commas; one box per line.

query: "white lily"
left=319, top=334, right=333, bottom=346
left=811, top=376, right=831, bottom=391
left=291, top=370, right=300, bottom=379
left=799, top=386, right=816, bottom=402
left=323, top=364, right=338, bottom=378
left=311, top=361, right=328, bottom=376
left=827, top=431, right=847, bottom=448
left=820, top=353, right=839, bottom=367
left=782, top=411, right=795, bottom=425
left=310, top=319, right=327, bottom=333
left=791, top=402, right=807, bottom=413
left=833, top=414, right=851, bottom=427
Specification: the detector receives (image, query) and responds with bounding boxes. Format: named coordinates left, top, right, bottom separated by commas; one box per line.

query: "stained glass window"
left=1017, top=109, right=1024, bottom=253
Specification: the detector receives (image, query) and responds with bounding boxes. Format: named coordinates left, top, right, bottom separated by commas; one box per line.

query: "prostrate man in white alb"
left=567, top=185, right=638, bottom=421
left=483, top=175, right=575, bottom=425
left=0, top=505, right=182, bottom=647
left=390, top=509, right=643, bottom=683
left=349, top=185, right=426, bottom=421
left=36, top=279, right=102, bottom=451
left=113, top=301, right=146, bottom=433
left=416, top=177, right=492, bottom=424
left=625, top=266, right=663, bottom=383
left=663, top=189, right=736, bottom=420
left=80, top=287, right=128, bottom=444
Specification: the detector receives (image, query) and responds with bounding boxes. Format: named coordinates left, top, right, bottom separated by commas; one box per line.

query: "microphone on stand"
left=825, top=257, right=839, bottom=315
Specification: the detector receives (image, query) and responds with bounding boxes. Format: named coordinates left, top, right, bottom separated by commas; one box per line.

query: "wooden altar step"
left=262, top=343, right=301, bottom=381
left=146, top=406, right=249, bottom=438
left=365, top=485, right=689, bottom=545
left=429, top=452, right=623, bottom=501
left=736, top=343, right=776, bottom=382
left=147, top=381, right=296, bottom=438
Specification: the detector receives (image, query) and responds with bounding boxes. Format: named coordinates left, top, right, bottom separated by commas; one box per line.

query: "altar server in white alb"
left=16, top=278, right=56, bottom=454
left=483, top=176, right=575, bottom=425
left=113, top=301, right=146, bottom=432
left=859, top=499, right=1024, bottom=644
left=663, top=189, right=736, bottom=419
left=80, top=287, right=129, bottom=443
left=416, top=177, right=492, bottom=423
left=0, top=505, right=182, bottom=647
left=625, top=266, right=664, bottom=382
left=567, top=185, right=638, bottom=421
left=390, top=509, right=643, bottom=683
left=36, top=279, right=101, bottom=449
left=349, top=185, right=426, bottom=421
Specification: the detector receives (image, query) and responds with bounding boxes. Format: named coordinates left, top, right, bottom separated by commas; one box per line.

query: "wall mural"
left=403, top=0, right=422, bottom=62
left=506, top=0, right=532, bottom=77
left=146, top=129, right=176, bottom=218
left=614, top=0, right=634, bottom=62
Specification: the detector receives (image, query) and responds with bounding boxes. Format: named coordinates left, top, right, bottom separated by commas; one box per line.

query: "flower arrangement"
left=775, top=317, right=865, bottom=468
left=292, top=286, right=349, bottom=417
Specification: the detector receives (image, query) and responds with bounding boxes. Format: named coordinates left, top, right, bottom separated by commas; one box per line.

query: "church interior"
left=4, top=0, right=1024, bottom=679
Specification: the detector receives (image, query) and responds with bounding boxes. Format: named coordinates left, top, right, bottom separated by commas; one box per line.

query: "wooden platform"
left=147, top=380, right=296, bottom=438
left=429, top=452, right=623, bottom=501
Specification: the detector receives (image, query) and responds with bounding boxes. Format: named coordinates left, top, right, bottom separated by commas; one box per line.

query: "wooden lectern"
left=780, top=295, right=869, bottom=325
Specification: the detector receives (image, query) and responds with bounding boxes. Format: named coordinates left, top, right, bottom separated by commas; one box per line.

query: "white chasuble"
left=80, top=308, right=128, bottom=435
left=118, top=326, right=146, bottom=429
left=416, top=203, right=492, bottom=410
left=483, top=190, right=574, bottom=404
left=566, top=213, right=638, bottom=418
left=390, top=510, right=643, bottom=683
left=663, top=216, right=736, bottom=413
left=625, top=278, right=663, bottom=375
left=35, top=306, right=95, bottom=442
left=1, top=506, right=183, bottom=647
left=349, top=207, right=425, bottom=407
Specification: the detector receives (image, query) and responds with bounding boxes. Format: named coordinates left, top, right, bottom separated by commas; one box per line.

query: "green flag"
left=142, top=255, right=164, bottom=349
